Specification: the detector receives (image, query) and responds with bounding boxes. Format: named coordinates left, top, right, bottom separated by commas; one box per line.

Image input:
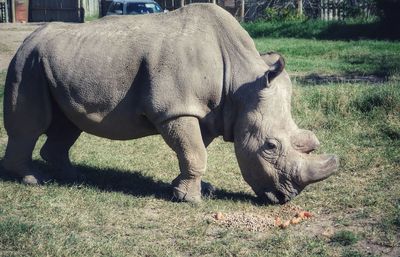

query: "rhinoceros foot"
left=40, top=147, right=81, bottom=182
left=172, top=176, right=216, bottom=203
left=21, top=170, right=50, bottom=185
left=2, top=161, right=46, bottom=185
left=22, top=174, right=41, bottom=185
left=172, top=175, right=202, bottom=203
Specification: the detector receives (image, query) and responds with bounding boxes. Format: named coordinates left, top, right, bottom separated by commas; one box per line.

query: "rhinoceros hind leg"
left=3, top=136, right=46, bottom=185
left=158, top=116, right=207, bottom=203
left=3, top=53, right=52, bottom=184
left=40, top=107, right=82, bottom=181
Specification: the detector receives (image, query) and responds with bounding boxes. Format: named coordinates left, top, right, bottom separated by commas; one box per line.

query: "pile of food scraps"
left=210, top=204, right=314, bottom=232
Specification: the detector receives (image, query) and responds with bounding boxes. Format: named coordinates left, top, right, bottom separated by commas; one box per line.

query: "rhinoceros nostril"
left=305, top=148, right=316, bottom=154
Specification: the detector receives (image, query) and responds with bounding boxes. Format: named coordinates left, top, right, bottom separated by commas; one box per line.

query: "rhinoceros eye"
left=262, top=139, right=280, bottom=155
left=261, top=139, right=280, bottom=162
left=265, top=141, right=277, bottom=150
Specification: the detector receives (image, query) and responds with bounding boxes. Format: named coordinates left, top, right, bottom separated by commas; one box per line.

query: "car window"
left=108, top=2, right=124, bottom=15
left=126, top=3, right=162, bottom=14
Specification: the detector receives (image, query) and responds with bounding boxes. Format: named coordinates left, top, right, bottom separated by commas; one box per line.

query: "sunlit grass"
left=254, top=38, right=400, bottom=78
left=0, top=80, right=398, bottom=256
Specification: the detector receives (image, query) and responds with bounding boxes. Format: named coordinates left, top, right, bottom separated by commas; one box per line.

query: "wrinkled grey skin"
left=2, top=4, right=338, bottom=204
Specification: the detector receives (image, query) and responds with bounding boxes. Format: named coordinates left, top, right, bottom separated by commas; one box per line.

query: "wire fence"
left=243, top=0, right=377, bottom=21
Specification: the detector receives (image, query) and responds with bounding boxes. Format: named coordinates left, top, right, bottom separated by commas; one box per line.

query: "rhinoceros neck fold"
left=191, top=6, right=267, bottom=142
left=217, top=49, right=263, bottom=143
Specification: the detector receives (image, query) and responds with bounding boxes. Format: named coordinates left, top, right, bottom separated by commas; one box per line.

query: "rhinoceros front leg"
left=158, top=116, right=208, bottom=203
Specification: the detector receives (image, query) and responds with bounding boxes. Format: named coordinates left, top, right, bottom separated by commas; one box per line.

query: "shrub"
left=263, top=7, right=302, bottom=22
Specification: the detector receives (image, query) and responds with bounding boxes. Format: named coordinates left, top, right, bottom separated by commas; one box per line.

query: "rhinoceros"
left=2, top=4, right=338, bottom=204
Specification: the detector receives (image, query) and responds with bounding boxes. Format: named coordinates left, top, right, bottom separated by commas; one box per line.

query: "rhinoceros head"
left=233, top=53, right=339, bottom=204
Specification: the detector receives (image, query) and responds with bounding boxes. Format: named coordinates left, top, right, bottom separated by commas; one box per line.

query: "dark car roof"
left=111, top=0, right=159, bottom=3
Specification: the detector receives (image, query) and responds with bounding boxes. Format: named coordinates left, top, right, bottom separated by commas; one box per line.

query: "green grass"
left=254, top=38, right=400, bottom=79
left=331, top=230, right=359, bottom=246
left=0, top=33, right=399, bottom=256
left=242, top=19, right=400, bottom=40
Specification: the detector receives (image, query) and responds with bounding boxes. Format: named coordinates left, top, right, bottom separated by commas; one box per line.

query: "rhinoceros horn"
left=299, top=154, right=339, bottom=186
left=291, top=129, right=320, bottom=153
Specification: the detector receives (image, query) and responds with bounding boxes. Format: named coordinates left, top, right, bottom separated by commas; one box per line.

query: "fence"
left=319, top=0, right=375, bottom=20
left=29, top=0, right=82, bottom=22
left=0, top=0, right=8, bottom=22
left=245, top=0, right=376, bottom=21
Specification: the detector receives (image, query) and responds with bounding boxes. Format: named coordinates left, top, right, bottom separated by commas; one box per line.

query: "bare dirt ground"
left=0, top=23, right=42, bottom=72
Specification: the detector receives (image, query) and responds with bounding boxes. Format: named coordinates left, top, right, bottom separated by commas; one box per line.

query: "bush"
left=263, top=7, right=303, bottom=22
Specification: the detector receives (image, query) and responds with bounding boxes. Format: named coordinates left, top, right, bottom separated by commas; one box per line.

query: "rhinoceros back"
left=7, top=4, right=264, bottom=140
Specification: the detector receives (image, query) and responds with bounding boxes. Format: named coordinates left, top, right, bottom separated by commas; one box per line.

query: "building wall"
left=15, top=0, right=28, bottom=22
left=0, top=0, right=100, bottom=23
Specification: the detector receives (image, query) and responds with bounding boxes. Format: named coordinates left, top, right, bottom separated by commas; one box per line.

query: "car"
left=106, top=0, right=165, bottom=16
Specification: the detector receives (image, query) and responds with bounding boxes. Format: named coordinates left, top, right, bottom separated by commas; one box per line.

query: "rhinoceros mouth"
left=256, top=189, right=299, bottom=205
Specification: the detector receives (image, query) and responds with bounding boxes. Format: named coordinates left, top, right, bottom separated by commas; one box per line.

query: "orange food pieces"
left=213, top=212, right=224, bottom=220
left=276, top=210, right=313, bottom=229
left=279, top=220, right=290, bottom=229
left=303, top=211, right=313, bottom=218
left=297, top=211, right=313, bottom=219
left=274, top=217, right=282, bottom=227
left=290, top=217, right=302, bottom=225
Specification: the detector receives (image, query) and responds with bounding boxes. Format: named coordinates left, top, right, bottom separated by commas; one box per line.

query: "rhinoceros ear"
left=260, top=52, right=285, bottom=87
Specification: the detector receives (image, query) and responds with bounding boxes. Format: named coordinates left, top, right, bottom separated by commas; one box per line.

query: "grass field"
left=242, top=19, right=400, bottom=40
left=0, top=26, right=399, bottom=256
left=254, top=38, right=400, bottom=80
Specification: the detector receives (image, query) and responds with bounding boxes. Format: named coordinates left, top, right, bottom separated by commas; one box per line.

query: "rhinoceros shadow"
left=0, top=159, right=258, bottom=204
